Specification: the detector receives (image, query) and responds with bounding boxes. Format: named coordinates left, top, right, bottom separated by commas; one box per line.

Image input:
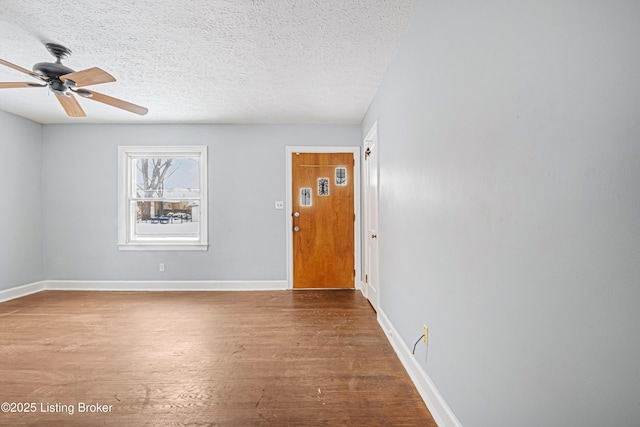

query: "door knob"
left=371, top=234, right=377, bottom=239
left=294, top=226, right=300, bottom=232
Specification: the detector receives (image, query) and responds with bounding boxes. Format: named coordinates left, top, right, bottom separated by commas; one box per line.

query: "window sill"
left=118, top=243, right=209, bottom=251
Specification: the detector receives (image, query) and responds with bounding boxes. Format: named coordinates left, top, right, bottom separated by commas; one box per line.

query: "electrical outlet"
left=159, top=263, right=165, bottom=272
left=423, top=325, right=429, bottom=345
left=274, top=200, right=284, bottom=209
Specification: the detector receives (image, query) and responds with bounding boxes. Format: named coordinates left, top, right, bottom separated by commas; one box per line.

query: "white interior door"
left=364, top=124, right=379, bottom=311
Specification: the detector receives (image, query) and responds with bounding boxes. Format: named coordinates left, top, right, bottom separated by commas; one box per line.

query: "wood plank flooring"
left=0, top=290, right=436, bottom=426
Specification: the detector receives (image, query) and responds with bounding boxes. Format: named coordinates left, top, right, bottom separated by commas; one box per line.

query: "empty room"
left=1, top=1, right=639, bottom=426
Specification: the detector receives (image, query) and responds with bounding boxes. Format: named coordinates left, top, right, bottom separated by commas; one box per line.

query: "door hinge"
left=365, top=274, right=368, bottom=284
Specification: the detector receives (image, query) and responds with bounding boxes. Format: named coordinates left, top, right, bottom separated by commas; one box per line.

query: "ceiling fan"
left=0, top=43, right=148, bottom=117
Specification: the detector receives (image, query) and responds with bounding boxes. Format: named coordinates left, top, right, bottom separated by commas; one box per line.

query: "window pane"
left=135, top=157, right=200, bottom=199
left=336, top=167, right=347, bottom=185
left=318, top=178, right=329, bottom=196
left=300, top=188, right=312, bottom=206
left=134, top=201, right=200, bottom=236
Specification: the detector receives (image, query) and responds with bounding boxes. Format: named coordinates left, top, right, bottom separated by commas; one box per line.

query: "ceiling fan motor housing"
left=32, top=61, right=76, bottom=96
left=32, top=61, right=74, bottom=79
left=32, top=43, right=75, bottom=79
left=31, top=44, right=76, bottom=95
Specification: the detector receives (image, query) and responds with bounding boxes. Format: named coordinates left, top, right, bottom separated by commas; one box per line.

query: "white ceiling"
left=0, top=0, right=418, bottom=124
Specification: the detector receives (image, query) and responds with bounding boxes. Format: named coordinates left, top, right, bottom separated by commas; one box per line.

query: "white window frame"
left=117, top=145, right=208, bottom=251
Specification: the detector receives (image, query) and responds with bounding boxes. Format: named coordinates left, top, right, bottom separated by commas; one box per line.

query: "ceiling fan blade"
left=55, top=92, right=86, bottom=117
left=0, top=58, right=46, bottom=81
left=0, top=82, right=46, bottom=88
left=77, top=89, right=148, bottom=116
left=60, top=67, right=116, bottom=87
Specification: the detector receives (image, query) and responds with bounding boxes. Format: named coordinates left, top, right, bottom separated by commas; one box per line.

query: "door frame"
left=285, top=146, right=361, bottom=290
left=363, top=122, right=380, bottom=310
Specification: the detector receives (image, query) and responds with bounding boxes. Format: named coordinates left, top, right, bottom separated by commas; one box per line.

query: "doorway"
left=286, top=147, right=361, bottom=289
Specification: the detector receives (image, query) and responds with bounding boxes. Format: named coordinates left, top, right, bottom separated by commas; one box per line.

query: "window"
left=318, top=178, right=329, bottom=196
left=336, top=167, right=347, bottom=186
left=118, top=146, right=208, bottom=251
left=300, top=188, right=312, bottom=206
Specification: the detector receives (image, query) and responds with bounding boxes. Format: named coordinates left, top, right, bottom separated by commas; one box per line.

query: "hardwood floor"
left=0, top=290, right=436, bottom=426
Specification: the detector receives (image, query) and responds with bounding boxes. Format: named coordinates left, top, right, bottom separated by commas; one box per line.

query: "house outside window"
left=118, top=146, right=208, bottom=251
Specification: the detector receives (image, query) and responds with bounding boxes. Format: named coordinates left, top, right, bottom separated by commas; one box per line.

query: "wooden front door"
left=292, top=152, right=355, bottom=288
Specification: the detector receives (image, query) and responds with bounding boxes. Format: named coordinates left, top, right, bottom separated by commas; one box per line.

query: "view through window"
left=118, top=146, right=208, bottom=250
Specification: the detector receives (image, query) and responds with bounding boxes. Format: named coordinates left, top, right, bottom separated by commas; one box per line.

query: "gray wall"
left=42, top=124, right=359, bottom=281
left=0, top=110, right=43, bottom=290
left=362, top=1, right=640, bottom=426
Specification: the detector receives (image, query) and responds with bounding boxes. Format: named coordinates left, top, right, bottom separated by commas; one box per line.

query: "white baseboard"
left=357, top=280, right=366, bottom=296
left=45, top=280, right=288, bottom=291
left=378, top=309, right=462, bottom=427
left=0, top=280, right=288, bottom=302
left=0, top=281, right=47, bottom=303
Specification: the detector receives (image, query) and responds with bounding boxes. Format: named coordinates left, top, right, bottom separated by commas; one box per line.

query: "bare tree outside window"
left=134, top=157, right=200, bottom=220
left=137, top=158, right=175, bottom=220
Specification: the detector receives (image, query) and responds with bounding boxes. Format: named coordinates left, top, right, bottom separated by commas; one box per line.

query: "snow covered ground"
left=136, top=221, right=199, bottom=235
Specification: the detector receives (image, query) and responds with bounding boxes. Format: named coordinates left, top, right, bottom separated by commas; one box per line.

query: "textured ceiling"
left=0, top=0, right=418, bottom=124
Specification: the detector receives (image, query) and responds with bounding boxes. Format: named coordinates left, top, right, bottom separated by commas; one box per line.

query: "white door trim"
left=285, top=146, right=361, bottom=290
left=363, top=122, right=380, bottom=310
